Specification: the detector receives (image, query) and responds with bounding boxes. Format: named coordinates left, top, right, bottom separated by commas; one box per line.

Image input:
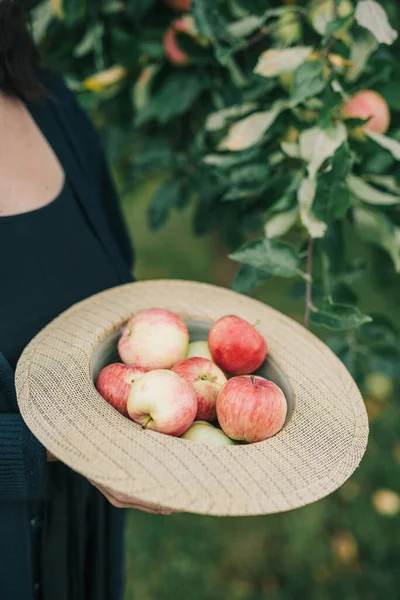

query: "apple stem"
left=252, top=319, right=261, bottom=329
left=142, top=416, right=153, bottom=429
left=250, top=375, right=256, bottom=385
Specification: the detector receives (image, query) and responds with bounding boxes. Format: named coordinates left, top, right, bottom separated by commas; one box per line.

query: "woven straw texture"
left=15, top=280, right=369, bottom=516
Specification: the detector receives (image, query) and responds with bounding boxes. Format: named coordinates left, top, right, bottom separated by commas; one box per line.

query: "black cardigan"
left=0, top=71, right=134, bottom=501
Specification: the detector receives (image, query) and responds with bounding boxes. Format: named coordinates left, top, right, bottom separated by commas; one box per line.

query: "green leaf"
left=291, top=60, right=327, bottom=105
left=74, top=24, right=104, bottom=58
left=377, top=82, right=400, bottom=111
left=135, top=74, right=205, bottom=126
left=355, top=0, right=398, bottom=45
left=205, top=103, right=257, bottom=132
left=218, top=101, right=288, bottom=151
left=360, top=315, right=399, bottom=348
left=133, top=139, right=177, bottom=172
left=346, top=30, right=378, bottom=82
left=227, top=15, right=265, bottom=38
left=299, top=123, right=348, bottom=179
left=127, top=0, right=156, bottom=19
left=63, top=0, right=87, bottom=26
left=229, top=237, right=300, bottom=278
left=222, top=164, right=270, bottom=200
left=232, top=264, right=270, bottom=295
left=353, top=206, right=400, bottom=272
left=31, top=1, right=54, bottom=44
left=202, top=148, right=261, bottom=168
left=366, top=131, right=400, bottom=161
left=254, top=47, right=313, bottom=78
left=310, top=299, right=372, bottom=331
left=297, top=176, right=327, bottom=238
left=191, top=0, right=228, bottom=42
left=348, top=174, right=400, bottom=205
left=147, top=179, right=184, bottom=231
left=264, top=207, right=298, bottom=238
left=322, top=14, right=354, bottom=43
left=364, top=175, right=400, bottom=195
left=314, top=143, right=353, bottom=222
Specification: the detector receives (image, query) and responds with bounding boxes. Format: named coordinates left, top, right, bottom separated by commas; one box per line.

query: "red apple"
left=164, top=18, right=190, bottom=66
left=208, top=315, right=267, bottom=375
left=163, top=0, right=191, bottom=10
left=216, top=375, right=287, bottom=442
left=342, top=90, right=390, bottom=135
left=118, top=308, right=189, bottom=370
left=172, top=357, right=227, bottom=421
left=127, top=369, right=197, bottom=436
left=95, top=363, right=147, bottom=417
left=181, top=421, right=235, bottom=446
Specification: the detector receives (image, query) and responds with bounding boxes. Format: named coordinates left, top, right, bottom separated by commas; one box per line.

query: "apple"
left=172, top=357, right=227, bottom=421
left=127, top=369, right=197, bottom=436
left=208, top=315, right=267, bottom=375
left=216, top=375, right=287, bottom=443
left=342, top=90, right=390, bottom=136
left=118, top=308, right=189, bottom=370
left=181, top=421, right=235, bottom=446
left=163, top=0, right=191, bottom=11
left=164, top=18, right=191, bottom=66
left=95, top=363, right=147, bottom=417
left=185, top=340, right=213, bottom=361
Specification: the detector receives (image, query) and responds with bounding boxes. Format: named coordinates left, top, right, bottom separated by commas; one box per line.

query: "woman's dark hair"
left=0, top=0, right=42, bottom=100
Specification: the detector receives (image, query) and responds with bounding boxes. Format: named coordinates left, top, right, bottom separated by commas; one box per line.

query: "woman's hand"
left=89, top=481, right=175, bottom=515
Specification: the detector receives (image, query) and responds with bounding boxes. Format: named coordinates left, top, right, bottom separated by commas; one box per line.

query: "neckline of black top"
left=0, top=176, right=67, bottom=223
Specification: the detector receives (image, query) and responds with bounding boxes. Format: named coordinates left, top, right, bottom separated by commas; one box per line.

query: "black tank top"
left=0, top=178, right=121, bottom=368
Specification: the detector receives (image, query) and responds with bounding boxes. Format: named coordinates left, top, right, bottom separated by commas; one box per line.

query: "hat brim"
left=15, top=280, right=369, bottom=516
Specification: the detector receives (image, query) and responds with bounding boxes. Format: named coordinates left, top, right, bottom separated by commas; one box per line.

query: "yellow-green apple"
left=163, top=0, right=191, bottom=10
left=185, top=340, right=212, bottom=361
left=118, top=308, right=189, bottom=370
left=172, top=357, right=227, bottom=421
left=208, top=315, right=267, bottom=375
left=181, top=421, right=235, bottom=446
left=342, top=90, right=390, bottom=136
left=127, top=369, right=197, bottom=436
left=216, top=375, right=287, bottom=442
left=95, top=363, right=147, bottom=417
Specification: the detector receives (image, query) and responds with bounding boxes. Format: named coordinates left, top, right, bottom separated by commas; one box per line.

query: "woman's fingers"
left=89, top=480, right=174, bottom=514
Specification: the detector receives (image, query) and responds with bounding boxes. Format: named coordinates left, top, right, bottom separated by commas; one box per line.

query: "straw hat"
left=15, top=280, right=368, bottom=516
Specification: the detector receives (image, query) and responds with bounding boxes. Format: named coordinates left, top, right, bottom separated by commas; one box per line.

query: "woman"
left=0, top=2, right=169, bottom=599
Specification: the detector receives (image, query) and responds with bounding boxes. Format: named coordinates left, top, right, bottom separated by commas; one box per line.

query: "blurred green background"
left=122, top=179, right=400, bottom=600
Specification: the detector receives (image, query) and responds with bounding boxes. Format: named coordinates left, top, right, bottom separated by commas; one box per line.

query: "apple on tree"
left=216, top=375, right=287, bottom=443
left=181, top=421, right=235, bottom=446
left=118, top=308, right=189, bottom=370
left=95, top=363, right=147, bottom=417
left=127, top=369, right=197, bottom=436
left=208, top=315, right=267, bottom=375
left=172, top=357, right=227, bottom=421
left=342, top=90, right=390, bottom=136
